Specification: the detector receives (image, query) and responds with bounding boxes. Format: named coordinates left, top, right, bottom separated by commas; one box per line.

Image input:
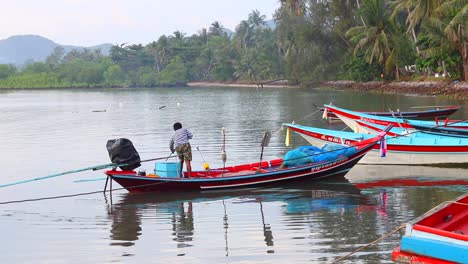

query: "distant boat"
left=323, top=104, right=468, bottom=131
left=283, top=123, right=468, bottom=165
left=320, top=105, right=460, bottom=120
left=392, top=193, right=468, bottom=264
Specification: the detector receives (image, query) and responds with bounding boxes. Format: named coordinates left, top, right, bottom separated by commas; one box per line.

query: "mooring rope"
left=0, top=154, right=176, bottom=188
left=0, top=178, right=170, bottom=205
left=331, top=224, right=405, bottom=263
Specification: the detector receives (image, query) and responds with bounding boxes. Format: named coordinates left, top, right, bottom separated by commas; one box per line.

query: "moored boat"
left=392, top=194, right=468, bottom=264
left=320, top=106, right=460, bottom=120
left=283, top=123, right=468, bottom=165
left=104, top=133, right=384, bottom=193
left=323, top=104, right=468, bottom=131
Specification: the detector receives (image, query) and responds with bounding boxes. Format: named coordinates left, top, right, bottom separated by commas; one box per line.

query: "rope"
left=331, top=224, right=405, bottom=263
left=331, top=199, right=468, bottom=263
left=0, top=177, right=170, bottom=205
left=0, top=154, right=176, bottom=188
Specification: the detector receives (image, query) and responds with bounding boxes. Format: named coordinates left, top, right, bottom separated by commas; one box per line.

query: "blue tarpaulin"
left=282, top=144, right=357, bottom=167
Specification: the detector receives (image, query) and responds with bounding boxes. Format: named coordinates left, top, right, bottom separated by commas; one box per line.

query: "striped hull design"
left=284, top=124, right=468, bottom=165
left=321, top=106, right=459, bottom=120
left=104, top=139, right=379, bottom=193
left=323, top=104, right=468, bottom=130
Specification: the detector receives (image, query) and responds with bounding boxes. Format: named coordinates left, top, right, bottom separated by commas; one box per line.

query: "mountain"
left=0, top=35, right=113, bottom=66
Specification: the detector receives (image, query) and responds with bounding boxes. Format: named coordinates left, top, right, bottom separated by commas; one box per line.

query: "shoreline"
left=2, top=80, right=467, bottom=99
left=187, top=81, right=299, bottom=88
left=320, top=80, right=468, bottom=100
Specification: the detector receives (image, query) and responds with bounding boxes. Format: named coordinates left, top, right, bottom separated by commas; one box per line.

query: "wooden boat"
left=409, top=122, right=468, bottom=138
left=104, top=134, right=383, bottom=193
left=352, top=119, right=468, bottom=139
left=283, top=123, right=468, bottom=165
left=320, top=106, right=460, bottom=120
left=392, top=193, right=468, bottom=264
left=323, top=104, right=468, bottom=131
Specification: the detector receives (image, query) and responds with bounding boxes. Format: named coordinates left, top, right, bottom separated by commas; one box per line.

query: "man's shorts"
left=176, top=143, right=192, bottom=161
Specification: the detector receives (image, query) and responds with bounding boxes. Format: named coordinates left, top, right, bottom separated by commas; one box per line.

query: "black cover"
left=106, top=138, right=141, bottom=171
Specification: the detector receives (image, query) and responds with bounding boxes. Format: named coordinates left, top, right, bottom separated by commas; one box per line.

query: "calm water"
left=0, top=86, right=467, bottom=263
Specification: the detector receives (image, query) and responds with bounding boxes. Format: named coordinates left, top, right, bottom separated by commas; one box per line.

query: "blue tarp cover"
left=282, top=144, right=357, bottom=167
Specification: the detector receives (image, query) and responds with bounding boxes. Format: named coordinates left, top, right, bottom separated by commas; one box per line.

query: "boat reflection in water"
left=346, top=164, right=468, bottom=191
left=106, top=176, right=388, bottom=253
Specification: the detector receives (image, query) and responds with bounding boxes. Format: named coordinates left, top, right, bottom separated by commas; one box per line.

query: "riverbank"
left=187, top=80, right=298, bottom=88
left=320, top=80, right=468, bottom=100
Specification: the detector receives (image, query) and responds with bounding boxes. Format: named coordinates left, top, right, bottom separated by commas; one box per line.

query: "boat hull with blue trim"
left=323, top=104, right=468, bottom=131
left=320, top=106, right=459, bottom=120
left=283, top=123, right=468, bottom=165
left=392, top=194, right=468, bottom=264
left=104, top=137, right=381, bottom=193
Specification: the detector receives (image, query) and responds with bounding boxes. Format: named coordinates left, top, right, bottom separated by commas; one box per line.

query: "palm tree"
left=209, top=21, right=226, bottom=37
left=171, top=31, right=186, bottom=42
left=434, top=0, right=468, bottom=80
left=391, top=0, right=443, bottom=54
left=280, top=0, right=305, bottom=16
left=347, top=0, right=396, bottom=77
left=248, top=10, right=267, bottom=28
left=234, top=20, right=252, bottom=49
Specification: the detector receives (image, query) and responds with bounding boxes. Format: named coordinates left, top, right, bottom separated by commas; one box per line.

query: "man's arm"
left=169, top=138, right=175, bottom=153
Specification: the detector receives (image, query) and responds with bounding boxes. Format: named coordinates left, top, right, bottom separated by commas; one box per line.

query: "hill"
left=0, top=35, right=112, bottom=66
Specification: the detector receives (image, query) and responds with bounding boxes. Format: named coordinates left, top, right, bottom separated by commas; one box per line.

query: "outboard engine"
left=106, top=138, right=141, bottom=171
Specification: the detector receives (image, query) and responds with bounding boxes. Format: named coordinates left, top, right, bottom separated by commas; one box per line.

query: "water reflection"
left=346, top=164, right=468, bottom=191
left=171, top=202, right=194, bottom=248
left=107, top=177, right=387, bottom=252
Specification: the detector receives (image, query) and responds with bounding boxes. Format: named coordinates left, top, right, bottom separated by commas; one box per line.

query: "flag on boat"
left=380, top=137, right=387, bottom=157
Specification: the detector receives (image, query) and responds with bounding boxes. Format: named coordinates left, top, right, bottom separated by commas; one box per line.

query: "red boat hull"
left=321, top=106, right=459, bottom=120
left=105, top=137, right=380, bottom=193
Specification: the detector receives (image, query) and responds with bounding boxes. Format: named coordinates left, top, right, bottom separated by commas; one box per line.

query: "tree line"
left=0, top=0, right=466, bottom=89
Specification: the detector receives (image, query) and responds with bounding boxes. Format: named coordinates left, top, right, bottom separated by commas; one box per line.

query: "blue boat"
left=323, top=104, right=468, bottom=131
left=283, top=123, right=468, bottom=165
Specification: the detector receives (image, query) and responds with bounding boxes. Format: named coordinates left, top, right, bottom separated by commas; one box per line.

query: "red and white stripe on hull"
left=285, top=124, right=468, bottom=165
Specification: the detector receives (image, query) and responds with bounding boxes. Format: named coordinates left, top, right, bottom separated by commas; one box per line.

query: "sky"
left=1, top=0, right=281, bottom=47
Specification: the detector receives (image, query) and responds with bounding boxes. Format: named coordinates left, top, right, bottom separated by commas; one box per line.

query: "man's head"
left=173, top=122, right=182, bottom=131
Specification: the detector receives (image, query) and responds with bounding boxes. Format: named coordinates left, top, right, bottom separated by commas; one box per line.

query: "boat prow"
left=392, top=194, right=468, bottom=263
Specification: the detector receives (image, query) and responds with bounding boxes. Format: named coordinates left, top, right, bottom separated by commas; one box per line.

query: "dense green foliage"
left=0, top=1, right=466, bottom=88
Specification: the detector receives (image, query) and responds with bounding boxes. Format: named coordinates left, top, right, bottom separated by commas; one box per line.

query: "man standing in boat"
left=170, top=122, right=193, bottom=178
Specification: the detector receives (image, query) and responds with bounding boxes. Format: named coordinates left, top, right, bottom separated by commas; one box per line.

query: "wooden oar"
left=0, top=154, right=175, bottom=188
left=258, top=131, right=271, bottom=170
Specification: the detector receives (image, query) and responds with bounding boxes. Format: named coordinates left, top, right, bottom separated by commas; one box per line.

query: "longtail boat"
left=320, top=106, right=459, bottom=120
left=323, top=104, right=468, bottom=131
left=283, top=123, right=468, bottom=165
left=104, top=133, right=384, bottom=193
left=392, top=193, right=468, bottom=264
left=351, top=119, right=468, bottom=140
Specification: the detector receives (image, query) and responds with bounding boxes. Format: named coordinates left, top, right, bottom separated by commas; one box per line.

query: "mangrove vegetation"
left=0, top=0, right=466, bottom=88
